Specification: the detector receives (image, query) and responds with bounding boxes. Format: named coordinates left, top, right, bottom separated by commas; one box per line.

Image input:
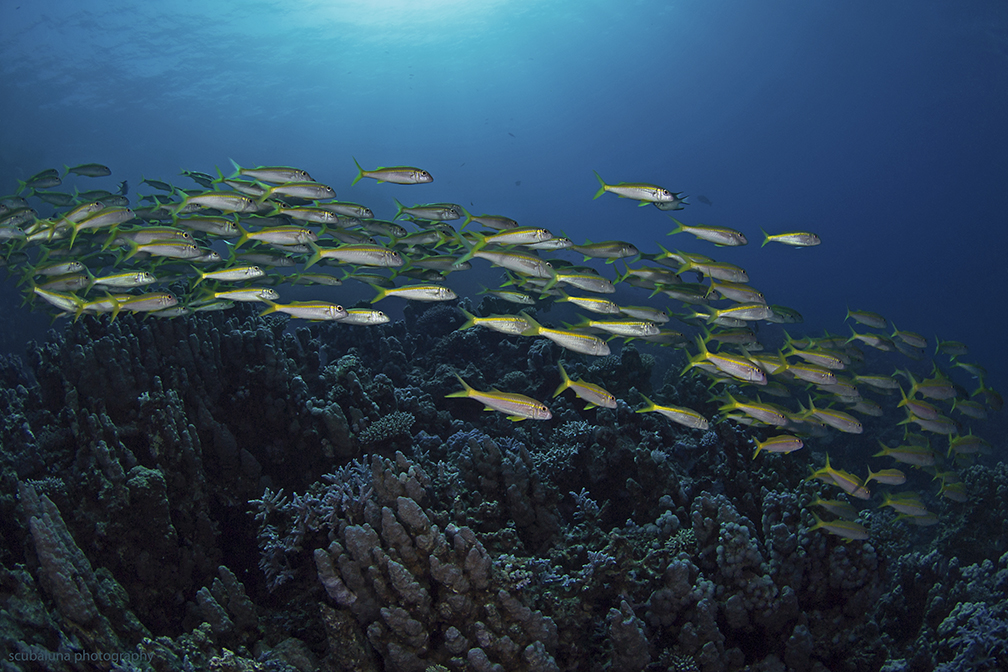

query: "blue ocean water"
left=2, top=3, right=1008, bottom=669
left=2, top=1, right=1006, bottom=392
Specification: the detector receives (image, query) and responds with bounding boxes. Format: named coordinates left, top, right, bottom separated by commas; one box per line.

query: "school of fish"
left=2, top=159, right=1002, bottom=542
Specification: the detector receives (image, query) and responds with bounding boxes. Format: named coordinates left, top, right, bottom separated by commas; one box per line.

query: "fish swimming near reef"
left=352, top=157, right=433, bottom=185
left=445, top=375, right=552, bottom=421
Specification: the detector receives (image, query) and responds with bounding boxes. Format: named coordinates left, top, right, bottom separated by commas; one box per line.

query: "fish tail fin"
left=233, top=220, right=251, bottom=249
left=667, top=216, right=685, bottom=236
left=254, top=186, right=275, bottom=206
left=393, top=198, right=406, bottom=221
left=752, top=438, right=764, bottom=460
left=592, top=171, right=607, bottom=200
left=452, top=230, right=478, bottom=265
left=67, top=222, right=82, bottom=251
left=304, top=241, right=323, bottom=270
left=458, top=308, right=478, bottom=330
left=519, top=311, right=541, bottom=336
left=694, top=333, right=711, bottom=357
left=95, top=227, right=118, bottom=253
left=864, top=467, right=878, bottom=487
left=259, top=299, right=280, bottom=317
left=119, top=239, right=141, bottom=265
left=211, top=166, right=229, bottom=189
left=370, top=285, right=388, bottom=304
left=191, top=266, right=206, bottom=287
left=541, top=266, right=559, bottom=292
left=351, top=157, right=364, bottom=186
left=460, top=207, right=473, bottom=230
left=761, top=227, right=772, bottom=248
left=445, top=374, right=474, bottom=398
left=228, top=158, right=242, bottom=179
left=553, top=361, right=572, bottom=398
left=635, top=393, right=656, bottom=414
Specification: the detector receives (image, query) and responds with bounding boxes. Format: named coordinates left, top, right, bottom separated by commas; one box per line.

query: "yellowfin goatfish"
left=112, top=292, right=178, bottom=319
left=809, top=514, right=869, bottom=541
left=235, top=224, right=317, bottom=249
left=574, top=317, right=659, bottom=339
left=304, top=243, right=403, bottom=270
left=845, top=307, right=887, bottom=329
left=314, top=201, right=373, bottom=218
left=570, top=240, right=639, bottom=262
left=461, top=212, right=519, bottom=230
left=807, top=455, right=871, bottom=500
left=619, top=305, right=669, bottom=323
left=458, top=309, right=530, bottom=336
left=192, top=265, right=264, bottom=286
left=256, top=181, right=336, bottom=203
left=676, top=256, right=749, bottom=283
left=947, top=431, right=991, bottom=457
left=719, top=393, right=790, bottom=427
left=260, top=301, right=347, bottom=321
left=393, top=199, right=462, bottom=221
left=810, top=498, right=859, bottom=521
left=760, top=229, right=821, bottom=247
left=228, top=159, right=313, bottom=184
left=339, top=309, right=389, bottom=326
left=65, top=162, right=112, bottom=177
left=873, top=441, right=935, bottom=467
left=173, top=191, right=258, bottom=214
left=202, top=287, right=279, bottom=303
left=122, top=241, right=205, bottom=262
left=799, top=397, right=863, bottom=434
left=479, top=288, right=536, bottom=305
left=880, top=492, right=930, bottom=517
left=864, top=467, right=906, bottom=486
left=68, top=207, right=135, bottom=249
left=454, top=240, right=556, bottom=282
left=708, top=280, right=766, bottom=304
left=668, top=218, right=747, bottom=246
left=352, top=157, right=432, bottom=185
left=686, top=336, right=767, bottom=385
left=554, top=270, right=615, bottom=294
left=555, top=291, right=620, bottom=315
left=31, top=286, right=82, bottom=313
left=593, top=171, right=677, bottom=204
left=553, top=362, right=617, bottom=410
left=636, top=394, right=709, bottom=430
left=520, top=314, right=610, bottom=356
left=89, top=270, right=157, bottom=289
left=371, top=284, right=457, bottom=303
left=445, top=375, right=551, bottom=421
left=466, top=227, right=553, bottom=248
left=751, top=434, right=803, bottom=459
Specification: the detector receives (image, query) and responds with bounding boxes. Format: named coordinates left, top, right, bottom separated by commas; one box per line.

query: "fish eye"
left=335, top=305, right=343, bottom=311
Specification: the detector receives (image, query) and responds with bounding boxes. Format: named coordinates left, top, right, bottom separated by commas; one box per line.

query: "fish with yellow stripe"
left=445, top=375, right=551, bottom=421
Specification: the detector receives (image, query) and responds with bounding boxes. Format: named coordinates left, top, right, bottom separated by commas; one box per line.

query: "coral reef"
left=0, top=307, right=1005, bottom=671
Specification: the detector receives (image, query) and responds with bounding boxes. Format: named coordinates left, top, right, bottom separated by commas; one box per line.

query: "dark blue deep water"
left=1, top=2, right=1006, bottom=378
left=1, top=2, right=1007, bottom=671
